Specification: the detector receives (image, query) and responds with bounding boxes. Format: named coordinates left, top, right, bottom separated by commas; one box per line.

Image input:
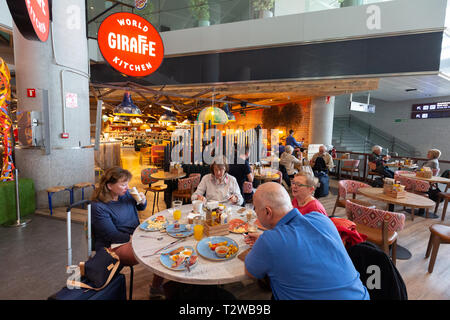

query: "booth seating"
left=425, top=224, right=450, bottom=273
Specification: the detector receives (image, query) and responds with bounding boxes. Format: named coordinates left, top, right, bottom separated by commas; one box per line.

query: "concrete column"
left=13, top=0, right=94, bottom=208
left=309, top=96, right=335, bottom=146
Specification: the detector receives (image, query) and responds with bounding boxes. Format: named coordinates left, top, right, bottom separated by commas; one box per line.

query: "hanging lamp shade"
left=197, top=106, right=229, bottom=125
left=159, top=110, right=177, bottom=122
left=222, top=103, right=236, bottom=122
left=113, top=91, right=142, bottom=116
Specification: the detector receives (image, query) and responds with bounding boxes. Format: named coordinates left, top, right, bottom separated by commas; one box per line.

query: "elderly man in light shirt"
left=310, top=145, right=335, bottom=172
left=192, top=156, right=244, bottom=206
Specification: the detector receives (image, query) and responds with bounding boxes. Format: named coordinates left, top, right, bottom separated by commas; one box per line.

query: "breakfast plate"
left=196, top=236, right=239, bottom=261
left=139, top=215, right=168, bottom=231
left=159, top=246, right=198, bottom=271
left=228, top=219, right=248, bottom=234
left=166, top=224, right=194, bottom=238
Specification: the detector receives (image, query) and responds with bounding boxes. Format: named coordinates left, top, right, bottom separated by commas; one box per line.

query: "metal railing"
left=333, top=115, right=420, bottom=158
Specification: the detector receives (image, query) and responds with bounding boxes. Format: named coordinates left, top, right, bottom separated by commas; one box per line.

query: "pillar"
left=13, top=0, right=94, bottom=208
left=309, top=96, right=335, bottom=146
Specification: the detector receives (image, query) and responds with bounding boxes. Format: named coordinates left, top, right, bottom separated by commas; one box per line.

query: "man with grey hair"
left=244, top=182, right=369, bottom=300
left=369, top=145, right=394, bottom=178
left=310, top=145, right=334, bottom=172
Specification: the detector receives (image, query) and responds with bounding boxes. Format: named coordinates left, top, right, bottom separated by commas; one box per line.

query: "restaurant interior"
left=1, top=0, right=450, bottom=302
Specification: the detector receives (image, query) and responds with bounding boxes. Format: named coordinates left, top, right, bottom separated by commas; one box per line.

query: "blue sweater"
left=92, top=191, right=146, bottom=251
left=286, top=135, right=302, bottom=148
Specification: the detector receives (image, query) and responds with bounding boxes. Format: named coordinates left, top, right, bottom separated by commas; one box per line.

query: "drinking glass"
left=193, top=216, right=204, bottom=241
left=172, top=200, right=183, bottom=208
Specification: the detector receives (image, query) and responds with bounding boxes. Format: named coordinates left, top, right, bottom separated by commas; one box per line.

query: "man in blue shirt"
left=286, top=130, right=302, bottom=149
left=244, top=182, right=369, bottom=300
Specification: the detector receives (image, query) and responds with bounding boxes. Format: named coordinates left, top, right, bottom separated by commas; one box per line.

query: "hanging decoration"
left=197, top=106, right=229, bottom=125
left=0, top=58, right=14, bottom=181
left=113, top=91, right=143, bottom=116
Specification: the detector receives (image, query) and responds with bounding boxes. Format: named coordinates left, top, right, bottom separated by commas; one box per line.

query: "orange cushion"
left=430, top=224, right=450, bottom=242
left=355, top=223, right=398, bottom=246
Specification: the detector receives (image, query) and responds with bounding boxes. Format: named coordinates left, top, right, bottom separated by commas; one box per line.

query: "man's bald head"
left=253, top=183, right=293, bottom=227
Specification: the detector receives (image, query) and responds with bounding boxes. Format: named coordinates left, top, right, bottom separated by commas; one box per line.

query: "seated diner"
left=291, top=171, right=328, bottom=216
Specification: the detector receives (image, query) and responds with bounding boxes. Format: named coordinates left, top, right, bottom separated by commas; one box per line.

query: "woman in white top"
left=280, top=145, right=302, bottom=177
left=422, top=149, right=441, bottom=175
left=191, top=156, right=244, bottom=206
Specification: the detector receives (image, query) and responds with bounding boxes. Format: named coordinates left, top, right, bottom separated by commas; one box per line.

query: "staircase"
left=332, top=115, right=420, bottom=157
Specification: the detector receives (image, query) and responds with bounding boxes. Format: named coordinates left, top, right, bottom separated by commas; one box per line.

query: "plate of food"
left=139, top=215, right=168, bottom=231
left=228, top=218, right=248, bottom=234
left=196, top=236, right=239, bottom=261
left=166, top=223, right=194, bottom=238
left=160, top=246, right=198, bottom=271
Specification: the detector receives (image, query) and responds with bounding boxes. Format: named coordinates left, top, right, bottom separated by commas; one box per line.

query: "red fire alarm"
left=61, top=133, right=69, bottom=139
left=27, top=88, right=36, bottom=98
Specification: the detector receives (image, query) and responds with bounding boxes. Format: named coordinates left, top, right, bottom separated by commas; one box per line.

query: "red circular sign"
left=26, top=0, right=50, bottom=42
left=98, top=12, right=164, bottom=77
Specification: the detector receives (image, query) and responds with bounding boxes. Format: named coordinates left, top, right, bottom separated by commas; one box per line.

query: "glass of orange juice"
left=193, top=216, right=204, bottom=241
left=173, top=209, right=181, bottom=222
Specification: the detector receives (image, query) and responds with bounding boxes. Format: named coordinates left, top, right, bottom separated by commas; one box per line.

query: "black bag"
left=67, top=247, right=121, bottom=291
left=428, top=186, right=443, bottom=203
left=313, top=156, right=328, bottom=173
left=371, top=177, right=384, bottom=188
left=314, top=171, right=329, bottom=198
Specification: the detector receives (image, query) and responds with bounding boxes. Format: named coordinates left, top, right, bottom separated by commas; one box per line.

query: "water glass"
left=172, top=200, right=183, bottom=208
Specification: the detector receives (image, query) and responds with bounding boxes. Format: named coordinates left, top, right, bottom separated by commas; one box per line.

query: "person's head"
left=210, top=155, right=229, bottom=180
left=427, top=149, right=441, bottom=160
left=319, top=145, right=327, bottom=154
left=372, top=145, right=382, bottom=155
left=289, top=129, right=294, bottom=135
left=285, top=145, right=294, bottom=155
left=291, top=172, right=318, bottom=202
left=92, top=166, right=132, bottom=203
left=253, top=182, right=293, bottom=229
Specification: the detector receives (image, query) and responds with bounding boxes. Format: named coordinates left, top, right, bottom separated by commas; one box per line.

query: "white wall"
left=334, top=94, right=450, bottom=172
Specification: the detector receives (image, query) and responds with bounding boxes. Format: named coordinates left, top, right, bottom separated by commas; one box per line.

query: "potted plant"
left=190, top=0, right=210, bottom=27
left=252, top=0, right=275, bottom=18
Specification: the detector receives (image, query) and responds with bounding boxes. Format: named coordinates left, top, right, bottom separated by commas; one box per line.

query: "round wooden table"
left=399, top=173, right=450, bottom=191
left=150, top=170, right=187, bottom=207
left=254, top=172, right=280, bottom=183
left=132, top=204, right=252, bottom=285
left=358, top=187, right=435, bottom=220
left=386, top=163, right=418, bottom=171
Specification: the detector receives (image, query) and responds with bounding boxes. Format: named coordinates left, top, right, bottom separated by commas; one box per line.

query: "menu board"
left=411, top=101, right=450, bottom=119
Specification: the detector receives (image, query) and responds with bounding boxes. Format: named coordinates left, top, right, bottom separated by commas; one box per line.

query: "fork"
left=143, top=239, right=184, bottom=257
left=184, top=258, right=191, bottom=272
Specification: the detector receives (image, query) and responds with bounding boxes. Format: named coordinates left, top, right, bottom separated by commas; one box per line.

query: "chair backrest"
left=395, top=175, right=430, bottom=193
left=342, top=159, right=360, bottom=169
left=243, top=181, right=253, bottom=194
left=346, top=200, right=405, bottom=232
left=394, top=170, right=411, bottom=179
left=338, top=180, right=371, bottom=199
left=189, top=173, right=201, bottom=189
left=141, top=168, right=158, bottom=185
left=432, top=168, right=440, bottom=176
left=177, top=177, right=194, bottom=191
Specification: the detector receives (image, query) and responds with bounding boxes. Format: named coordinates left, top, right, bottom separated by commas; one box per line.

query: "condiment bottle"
left=220, top=213, right=227, bottom=225
left=211, top=211, right=217, bottom=226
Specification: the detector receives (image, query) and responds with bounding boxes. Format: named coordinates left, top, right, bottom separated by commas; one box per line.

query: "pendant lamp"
left=197, top=106, right=229, bottom=125
left=113, top=91, right=142, bottom=116
left=159, top=110, right=177, bottom=123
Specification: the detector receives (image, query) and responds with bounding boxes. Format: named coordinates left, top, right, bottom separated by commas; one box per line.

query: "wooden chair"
left=341, top=159, right=360, bottom=180
left=189, top=173, right=201, bottom=190
left=425, top=224, right=450, bottom=273
left=171, top=176, right=195, bottom=204
left=331, top=180, right=373, bottom=217
left=434, top=192, right=449, bottom=221
left=366, top=159, right=381, bottom=181
left=46, top=186, right=73, bottom=216
left=346, top=199, right=406, bottom=265
left=396, top=175, right=431, bottom=218
left=141, top=168, right=167, bottom=215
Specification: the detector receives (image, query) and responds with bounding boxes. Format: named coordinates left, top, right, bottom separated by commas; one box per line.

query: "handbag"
left=67, top=247, right=121, bottom=291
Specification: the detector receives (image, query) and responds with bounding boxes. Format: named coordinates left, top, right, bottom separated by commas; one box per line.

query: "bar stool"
left=72, top=182, right=96, bottom=203
left=46, top=186, right=73, bottom=216
left=425, top=224, right=450, bottom=273
left=434, top=192, right=449, bottom=221
left=149, top=184, right=168, bottom=215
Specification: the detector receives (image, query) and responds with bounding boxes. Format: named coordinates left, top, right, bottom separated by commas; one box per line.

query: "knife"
left=143, top=239, right=183, bottom=257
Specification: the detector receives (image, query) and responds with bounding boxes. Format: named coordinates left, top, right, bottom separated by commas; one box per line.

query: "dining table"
left=385, top=162, right=418, bottom=171
left=132, top=204, right=255, bottom=285
left=150, top=170, right=187, bottom=208
left=399, top=173, right=450, bottom=192
left=254, top=171, right=280, bottom=183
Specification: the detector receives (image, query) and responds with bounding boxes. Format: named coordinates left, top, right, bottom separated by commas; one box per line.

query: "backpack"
left=313, top=156, right=328, bottom=173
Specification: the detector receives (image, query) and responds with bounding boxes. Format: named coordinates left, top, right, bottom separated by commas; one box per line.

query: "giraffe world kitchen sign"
left=7, top=0, right=50, bottom=42
left=97, top=12, right=164, bottom=77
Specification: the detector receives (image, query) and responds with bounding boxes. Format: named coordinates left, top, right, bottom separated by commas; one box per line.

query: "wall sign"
left=411, top=101, right=450, bottom=119
left=65, top=92, right=78, bottom=109
left=27, top=88, right=36, bottom=98
left=97, top=12, right=164, bottom=77
left=135, top=0, right=148, bottom=10
left=7, top=0, right=50, bottom=42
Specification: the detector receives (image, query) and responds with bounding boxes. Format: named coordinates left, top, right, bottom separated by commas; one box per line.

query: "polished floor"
left=1, top=148, right=449, bottom=300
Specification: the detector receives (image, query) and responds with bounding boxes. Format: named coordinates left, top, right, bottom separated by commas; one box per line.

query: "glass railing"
left=333, top=115, right=420, bottom=158
left=86, top=0, right=393, bottom=37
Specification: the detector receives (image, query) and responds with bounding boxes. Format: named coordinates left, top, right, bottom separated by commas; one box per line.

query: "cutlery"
left=184, top=258, right=191, bottom=272
left=143, top=239, right=183, bottom=257
left=140, top=235, right=163, bottom=241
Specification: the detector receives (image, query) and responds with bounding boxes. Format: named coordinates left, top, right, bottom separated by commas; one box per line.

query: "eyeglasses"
left=292, top=182, right=312, bottom=188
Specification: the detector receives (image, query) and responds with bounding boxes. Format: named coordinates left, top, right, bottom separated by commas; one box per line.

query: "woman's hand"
left=196, top=195, right=206, bottom=202
left=229, top=194, right=238, bottom=204
left=138, top=192, right=146, bottom=204
left=244, top=232, right=260, bottom=247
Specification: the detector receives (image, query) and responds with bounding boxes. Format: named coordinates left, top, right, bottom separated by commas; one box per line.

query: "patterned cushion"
left=189, top=173, right=201, bottom=189
left=395, top=175, right=430, bottom=193
left=345, top=200, right=405, bottom=232
left=338, top=180, right=371, bottom=198
left=394, top=170, right=411, bottom=179
left=141, top=168, right=158, bottom=185
left=178, top=177, right=193, bottom=191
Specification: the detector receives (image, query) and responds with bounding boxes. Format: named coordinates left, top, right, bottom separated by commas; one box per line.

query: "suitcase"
left=314, top=171, right=329, bottom=198
left=48, top=200, right=127, bottom=300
